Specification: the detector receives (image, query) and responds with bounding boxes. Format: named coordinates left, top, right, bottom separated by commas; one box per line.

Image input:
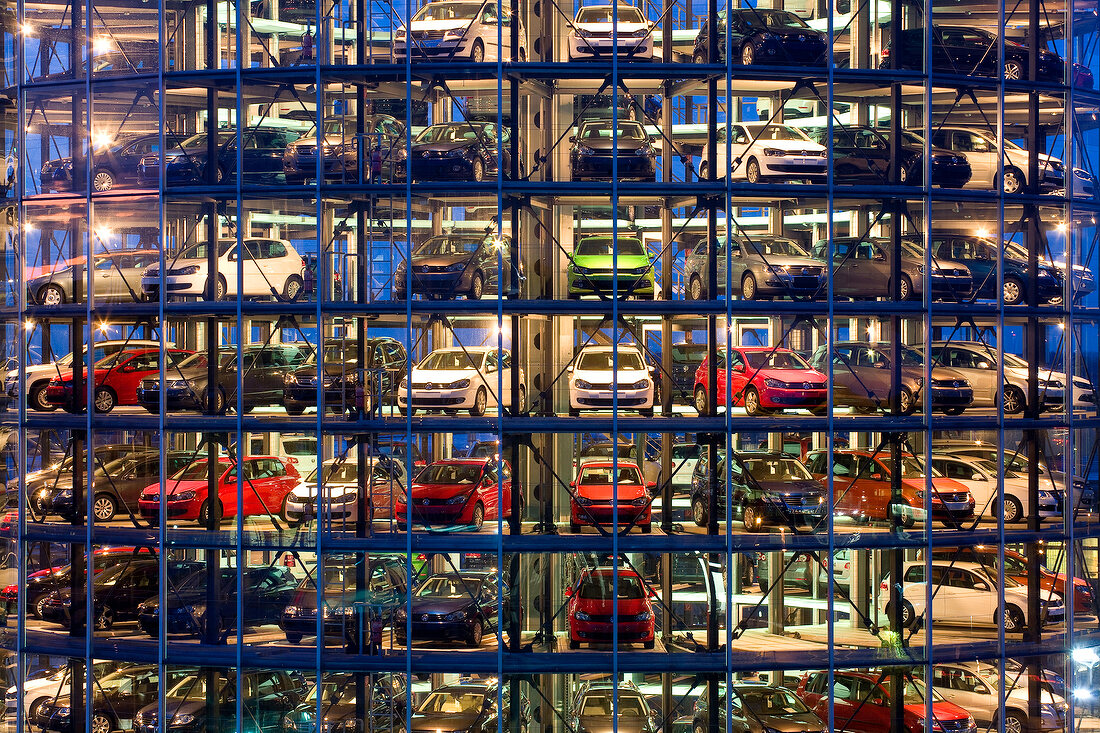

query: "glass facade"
left=1, top=0, right=1099, bottom=729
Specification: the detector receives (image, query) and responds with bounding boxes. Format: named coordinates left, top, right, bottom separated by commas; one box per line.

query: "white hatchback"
left=568, top=3, right=653, bottom=61
left=929, top=453, right=1062, bottom=523
left=701, top=122, right=827, bottom=183
left=398, top=346, right=525, bottom=416
left=141, top=238, right=304, bottom=301
left=568, top=344, right=655, bottom=416
left=927, top=661, right=1068, bottom=733
left=395, top=0, right=528, bottom=62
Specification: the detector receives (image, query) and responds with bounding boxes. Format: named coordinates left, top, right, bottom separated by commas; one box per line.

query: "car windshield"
left=672, top=344, right=707, bottom=362
left=166, top=674, right=225, bottom=700
left=746, top=124, right=810, bottom=141
left=673, top=444, right=701, bottom=459
left=178, top=130, right=235, bottom=149
left=738, top=8, right=809, bottom=29
left=418, top=463, right=482, bottom=484
left=308, top=462, right=358, bottom=484
left=579, top=121, right=646, bottom=140
left=175, top=241, right=234, bottom=260
left=578, top=572, right=646, bottom=599
left=304, top=344, right=355, bottom=366
left=575, top=237, right=646, bottom=256
left=745, top=238, right=811, bottom=258
left=739, top=689, right=811, bottom=715
left=175, top=352, right=209, bottom=369
left=171, top=460, right=224, bottom=481
left=742, top=350, right=811, bottom=370
left=412, top=1, right=481, bottom=21
left=416, top=235, right=485, bottom=256
left=742, top=458, right=814, bottom=482
left=581, top=443, right=636, bottom=459
left=309, top=680, right=357, bottom=705
left=897, top=456, right=941, bottom=478
left=417, top=690, right=487, bottom=715
left=93, top=351, right=147, bottom=369
left=577, top=349, right=646, bottom=371
left=416, top=123, right=492, bottom=144
left=1002, top=352, right=1029, bottom=369
left=416, top=576, right=481, bottom=598
left=577, top=5, right=646, bottom=23
left=419, top=349, right=482, bottom=371
left=321, top=119, right=352, bottom=135
left=579, top=464, right=643, bottom=484
left=900, top=130, right=926, bottom=147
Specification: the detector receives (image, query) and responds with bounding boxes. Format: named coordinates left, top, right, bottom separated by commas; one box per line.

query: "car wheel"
left=688, top=275, right=703, bottom=300
left=203, top=387, right=226, bottom=415
left=517, top=47, right=527, bottom=62
left=471, top=158, right=485, bottom=182
left=900, top=600, right=918, bottom=629
left=691, top=497, right=708, bottom=527
left=693, top=386, right=708, bottom=415
left=198, top=499, right=224, bottom=527
left=897, top=387, right=915, bottom=415
left=207, top=275, right=228, bottom=301
left=285, top=632, right=303, bottom=644
left=1003, top=384, right=1026, bottom=413
left=469, top=271, right=485, bottom=300
left=743, top=504, right=763, bottom=532
left=91, top=168, right=115, bottom=192
left=90, top=713, right=113, bottom=733
left=698, top=159, right=709, bottom=180
left=470, top=387, right=488, bottom=416
left=517, top=385, right=527, bottom=413
left=92, top=387, right=116, bottom=414
left=640, top=522, right=652, bottom=534
left=38, top=284, right=65, bottom=305
left=643, top=638, right=655, bottom=649
left=741, top=272, right=758, bottom=300
left=1003, top=604, right=1025, bottom=632
left=741, top=42, right=756, bottom=65
left=1004, top=59, right=1024, bottom=80
left=1003, top=276, right=1025, bottom=305
left=998, top=495, right=1024, bottom=523
left=745, top=158, right=762, bottom=184
left=569, top=521, right=581, bottom=533
left=1002, top=166, right=1025, bottom=194
left=34, top=595, right=49, bottom=619
left=467, top=618, right=484, bottom=647
left=94, top=608, right=114, bottom=631
left=471, top=39, right=485, bottom=63
left=284, top=404, right=305, bottom=416
left=568, top=638, right=580, bottom=649
left=742, top=387, right=764, bottom=416
left=471, top=502, right=485, bottom=530
left=897, top=274, right=912, bottom=301
left=1002, top=712, right=1026, bottom=733
left=283, top=274, right=304, bottom=300
left=30, top=382, right=56, bottom=412
left=398, top=405, right=416, bottom=416
left=92, top=493, right=118, bottom=522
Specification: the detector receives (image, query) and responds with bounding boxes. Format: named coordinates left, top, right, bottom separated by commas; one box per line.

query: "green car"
left=567, top=235, right=656, bottom=299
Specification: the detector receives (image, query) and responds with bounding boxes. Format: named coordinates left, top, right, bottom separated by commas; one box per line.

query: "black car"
left=132, top=669, right=306, bottom=733
left=137, top=344, right=310, bottom=415
left=280, top=555, right=408, bottom=645
left=394, top=233, right=521, bottom=300
left=394, top=571, right=502, bottom=647
left=803, top=126, right=971, bottom=187
left=568, top=682, right=658, bottom=733
left=39, top=557, right=203, bottom=630
left=689, top=451, right=827, bottom=530
left=669, top=342, right=707, bottom=402
left=45, top=450, right=194, bottom=522
left=692, top=684, right=826, bottom=733
left=40, top=133, right=160, bottom=193
left=883, top=25, right=1065, bottom=83
left=30, top=665, right=190, bottom=733
left=281, top=673, right=408, bottom=733
left=21, top=444, right=155, bottom=517
left=135, top=564, right=298, bottom=638
left=410, top=121, right=511, bottom=182
left=13, top=546, right=156, bottom=619
left=693, top=8, right=826, bottom=66
left=282, top=114, right=407, bottom=184
left=137, top=126, right=302, bottom=185
left=410, top=680, right=530, bottom=733
left=282, top=337, right=407, bottom=416
left=925, top=232, right=1066, bottom=305
left=569, top=119, right=657, bottom=182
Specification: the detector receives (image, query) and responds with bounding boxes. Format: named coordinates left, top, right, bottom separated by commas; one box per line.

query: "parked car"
left=569, top=119, right=657, bottom=182
left=927, top=126, right=1068, bottom=193
left=928, top=453, right=1063, bottom=523
left=394, top=0, right=528, bottom=62
left=135, top=564, right=298, bottom=638
left=9, top=661, right=139, bottom=723
left=567, top=235, right=655, bottom=299
left=283, top=114, right=406, bottom=184
left=28, top=250, right=160, bottom=305
left=132, top=669, right=306, bottom=733
left=577, top=438, right=661, bottom=486
left=30, top=664, right=187, bottom=733
left=669, top=342, right=707, bottom=402
left=568, top=3, right=653, bottom=61
left=692, top=684, right=826, bottom=733
left=670, top=442, right=702, bottom=492
left=410, top=121, right=511, bottom=182
left=16, top=444, right=155, bottom=514
left=925, top=232, right=1066, bottom=305
left=280, top=555, right=407, bottom=645
left=396, top=457, right=514, bottom=530
left=693, top=345, right=827, bottom=416
left=44, top=347, right=194, bottom=413
left=136, top=126, right=302, bottom=185
left=756, top=548, right=853, bottom=592
left=569, top=344, right=656, bottom=416
left=803, top=125, right=971, bottom=187
left=804, top=449, right=976, bottom=527
left=692, top=8, right=826, bottom=66
left=3, top=546, right=154, bottom=619
left=567, top=565, right=656, bottom=649
left=882, top=560, right=1064, bottom=632
left=398, top=346, right=525, bottom=416
left=689, top=450, right=827, bottom=530
left=796, top=670, right=977, bottom=733
left=569, top=460, right=654, bottom=533
left=569, top=681, right=659, bottom=733
left=814, top=236, right=973, bottom=302
left=140, top=237, right=305, bottom=301
left=808, top=341, right=973, bottom=414
left=924, top=661, right=1067, bottom=733
left=40, top=133, right=160, bottom=193
left=280, top=673, right=407, bottom=733
left=283, top=456, right=407, bottom=524
left=137, top=455, right=300, bottom=525
left=699, top=122, right=826, bottom=183
left=394, top=571, right=503, bottom=647
left=282, top=337, right=406, bottom=416
left=409, top=679, right=529, bottom=733
left=684, top=235, right=827, bottom=301
left=393, top=233, right=520, bottom=300
left=45, top=450, right=195, bottom=522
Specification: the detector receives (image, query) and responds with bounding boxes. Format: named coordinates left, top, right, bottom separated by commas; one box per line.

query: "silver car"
left=29, top=250, right=160, bottom=305
left=684, top=235, right=827, bottom=300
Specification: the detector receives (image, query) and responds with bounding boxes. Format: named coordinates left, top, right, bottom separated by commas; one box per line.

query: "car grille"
left=412, top=29, right=448, bottom=40
left=937, top=719, right=972, bottom=732
left=583, top=613, right=615, bottom=623
left=414, top=265, right=453, bottom=272
left=936, top=492, right=969, bottom=503
left=932, top=379, right=968, bottom=388
left=296, top=145, right=317, bottom=155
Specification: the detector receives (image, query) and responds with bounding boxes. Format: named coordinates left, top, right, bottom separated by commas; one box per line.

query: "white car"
left=5, top=338, right=160, bottom=412
left=284, top=457, right=407, bottom=524
left=568, top=344, right=655, bottom=416
left=928, top=453, right=1062, bottom=523
left=670, top=442, right=701, bottom=491
left=700, top=122, right=826, bottom=183
left=394, top=0, right=528, bottom=62
left=568, top=3, right=653, bottom=61
left=927, top=661, right=1068, bottom=733
left=7, top=661, right=137, bottom=721
left=141, top=238, right=304, bottom=301
left=397, top=346, right=525, bottom=416
left=882, top=561, right=1064, bottom=632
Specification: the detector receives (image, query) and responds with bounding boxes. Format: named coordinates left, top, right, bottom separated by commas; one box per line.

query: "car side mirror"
left=225, top=475, right=237, bottom=483
left=563, top=586, right=573, bottom=597
left=568, top=135, right=576, bottom=143
left=978, top=361, right=992, bottom=369
left=974, top=581, right=990, bottom=591
left=646, top=480, right=657, bottom=491
left=567, top=365, right=574, bottom=372
left=870, top=473, right=883, bottom=481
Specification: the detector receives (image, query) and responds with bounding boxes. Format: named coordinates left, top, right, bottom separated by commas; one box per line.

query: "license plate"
left=422, top=391, right=441, bottom=398
left=419, top=39, right=440, bottom=47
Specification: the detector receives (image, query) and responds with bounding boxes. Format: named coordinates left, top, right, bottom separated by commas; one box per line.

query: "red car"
left=396, top=458, right=514, bottom=531
left=45, top=347, right=193, bottom=413
left=692, top=346, right=827, bottom=416
left=569, top=460, right=654, bottom=534
left=137, top=455, right=299, bottom=525
left=804, top=450, right=976, bottom=528
left=566, top=566, right=655, bottom=650
left=797, top=670, right=976, bottom=733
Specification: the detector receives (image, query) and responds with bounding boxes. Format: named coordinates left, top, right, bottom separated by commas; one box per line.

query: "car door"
left=91, top=256, right=126, bottom=299
left=220, top=462, right=243, bottom=517
left=941, top=346, right=996, bottom=404
left=824, top=452, right=863, bottom=516
left=827, top=240, right=862, bottom=296
left=236, top=239, right=266, bottom=296
left=479, top=577, right=499, bottom=629
left=480, top=463, right=500, bottom=518
left=119, top=138, right=158, bottom=181
left=953, top=130, right=996, bottom=187
left=121, top=563, right=158, bottom=616
left=826, top=675, right=865, bottom=732
left=858, top=240, right=891, bottom=294
left=715, top=237, right=731, bottom=292
left=725, top=349, right=748, bottom=406
left=931, top=567, right=973, bottom=623
left=856, top=455, right=892, bottom=519
left=932, top=666, right=994, bottom=721
left=110, top=351, right=160, bottom=403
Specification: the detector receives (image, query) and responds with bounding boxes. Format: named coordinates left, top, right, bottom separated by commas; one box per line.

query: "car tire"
left=92, top=387, right=116, bottom=414
left=92, top=492, right=118, bottom=522
left=899, top=600, right=918, bottom=629
left=998, top=495, right=1024, bottom=523
left=745, top=157, right=762, bottom=183
left=741, top=42, right=756, bottom=65
left=897, top=387, right=915, bottom=415
left=693, top=385, right=708, bottom=415
left=471, top=503, right=485, bottom=530
left=743, top=504, right=762, bottom=532
left=1004, top=59, right=1024, bottom=81
left=206, top=275, right=228, bottom=301
left=283, top=274, right=304, bottom=300
left=471, top=158, right=485, bottom=182
left=1003, top=384, right=1026, bottom=413
left=742, top=387, right=765, bottom=416
left=34, top=595, right=49, bottom=619
left=470, top=387, right=488, bottom=416
left=203, top=387, right=226, bottom=415
left=1003, top=276, right=1026, bottom=305
left=469, top=272, right=485, bottom=300
left=941, top=405, right=965, bottom=415
left=94, top=608, right=114, bottom=631
left=687, top=275, right=703, bottom=300
left=37, top=284, right=65, bottom=305
left=640, top=522, right=652, bottom=534
left=643, top=638, right=655, bottom=649
left=284, top=404, right=305, bottom=416
left=198, top=499, right=224, bottom=527
left=568, top=638, right=580, bottom=649
left=90, top=713, right=114, bottom=733
left=691, top=497, right=708, bottom=527
left=897, top=274, right=912, bottom=301
left=1002, top=166, right=1025, bottom=194
left=398, top=405, right=416, bottom=416
left=30, top=382, right=56, bottom=411
left=471, top=39, right=485, bottom=63
left=517, top=385, right=527, bottom=413
left=741, top=272, right=758, bottom=300
left=698, top=159, right=709, bottom=180
left=569, top=521, right=581, bottom=533
left=91, top=168, right=116, bottom=192
left=467, top=618, right=484, bottom=647
left=1003, top=604, right=1025, bottom=632
left=285, top=632, right=303, bottom=644
left=1001, top=712, right=1027, bottom=733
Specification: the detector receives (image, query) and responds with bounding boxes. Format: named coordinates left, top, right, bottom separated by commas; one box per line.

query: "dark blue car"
left=925, top=233, right=1065, bottom=305
left=394, top=571, right=503, bottom=647
left=692, top=8, right=826, bottom=66
left=40, top=133, right=160, bottom=193
left=137, top=126, right=301, bottom=185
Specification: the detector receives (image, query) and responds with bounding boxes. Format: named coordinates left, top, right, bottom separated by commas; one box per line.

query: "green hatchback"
left=567, top=235, right=655, bottom=299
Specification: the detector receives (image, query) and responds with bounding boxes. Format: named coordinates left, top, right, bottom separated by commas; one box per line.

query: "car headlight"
left=446, top=27, right=465, bottom=36
left=629, top=379, right=650, bottom=390
left=576, top=496, right=594, bottom=506
left=574, top=610, right=590, bottom=620
left=167, top=379, right=188, bottom=389
left=763, top=148, right=783, bottom=156
left=172, top=713, right=195, bottom=726
left=1039, top=490, right=1053, bottom=500
left=445, top=148, right=466, bottom=158
left=446, top=493, right=470, bottom=504
left=577, top=28, right=592, bottom=38
left=574, top=379, right=592, bottom=389
left=763, top=378, right=782, bottom=388
left=767, top=264, right=788, bottom=275
left=632, top=496, right=647, bottom=506
left=630, top=266, right=649, bottom=275
left=633, top=611, right=652, bottom=621
left=172, top=490, right=196, bottom=501
left=170, top=265, right=202, bottom=276
left=630, top=28, right=648, bottom=37
left=447, top=378, right=471, bottom=389
left=915, top=377, right=924, bottom=386
left=445, top=610, right=467, bottom=621
left=447, top=262, right=467, bottom=271
left=573, top=265, right=592, bottom=275
left=282, top=714, right=296, bottom=729
left=284, top=373, right=297, bottom=385
left=577, top=145, right=596, bottom=155
left=395, top=29, right=406, bottom=38
left=395, top=607, right=406, bottom=619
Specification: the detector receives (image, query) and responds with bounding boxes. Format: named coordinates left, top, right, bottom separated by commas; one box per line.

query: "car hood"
left=410, top=481, right=473, bottom=499
left=284, top=705, right=358, bottom=726
left=409, top=253, right=473, bottom=268
left=746, top=139, right=825, bottom=153
left=410, top=596, right=476, bottom=615
left=410, top=713, right=481, bottom=732
left=148, top=479, right=209, bottom=497
left=577, top=137, right=649, bottom=152
left=756, top=478, right=826, bottom=497
left=751, top=255, right=826, bottom=269
left=573, top=19, right=649, bottom=32
left=574, top=596, right=650, bottom=614
left=575, top=715, right=651, bottom=733
left=754, top=711, right=825, bottom=731
left=571, top=253, right=651, bottom=269
left=905, top=702, right=969, bottom=721
left=412, top=140, right=478, bottom=153
left=411, top=367, right=480, bottom=383
left=576, top=483, right=647, bottom=501
left=573, top=367, right=650, bottom=382
left=753, top=367, right=827, bottom=384
left=407, top=18, right=473, bottom=32
left=918, top=365, right=970, bottom=382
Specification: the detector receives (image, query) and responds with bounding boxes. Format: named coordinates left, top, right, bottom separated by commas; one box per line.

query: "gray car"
left=692, top=684, right=826, bottom=733
left=29, top=250, right=160, bottom=305
left=282, top=114, right=406, bottom=184
left=812, top=236, right=973, bottom=302
left=684, top=235, right=827, bottom=300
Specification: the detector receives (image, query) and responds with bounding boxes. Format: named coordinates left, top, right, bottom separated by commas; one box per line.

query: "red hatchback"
left=137, top=455, right=300, bottom=525
left=693, top=346, right=827, bottom=416
left=796, top=670, right=976, bottom=733
left=569, top=460, right=654, bottom=534
left=396, top=458, right=514, bottom=531
left=45, top=347, right=193, bottom=413
left=566, top=566, right=656, bottom=650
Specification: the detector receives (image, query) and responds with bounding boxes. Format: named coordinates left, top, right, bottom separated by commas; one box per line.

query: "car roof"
left=580, top=459, right=642, bottom=468
left=905, top=560, right=989, bottom=572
